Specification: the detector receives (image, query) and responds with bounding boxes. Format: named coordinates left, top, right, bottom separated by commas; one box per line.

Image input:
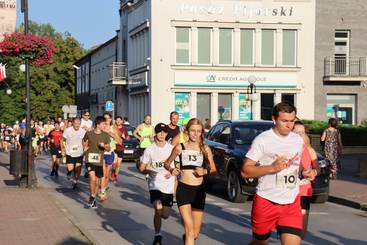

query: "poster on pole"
left=0, top=0, right=16, bottom=39
left=239, top=94, right=252, bottom=120
left=175, top=92, right=191, bottom=126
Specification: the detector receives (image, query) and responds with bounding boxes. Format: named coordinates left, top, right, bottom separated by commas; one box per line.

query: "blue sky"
left=16, top=0, right=120, bottom=49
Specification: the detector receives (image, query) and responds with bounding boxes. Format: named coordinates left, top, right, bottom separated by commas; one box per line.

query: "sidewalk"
left=328, top=154, right=367, bottom=210
left=0, top=152, right=91, bottom=245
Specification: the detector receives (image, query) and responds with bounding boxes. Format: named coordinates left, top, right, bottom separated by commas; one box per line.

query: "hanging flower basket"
left=0, top=32, right=56, bottom=66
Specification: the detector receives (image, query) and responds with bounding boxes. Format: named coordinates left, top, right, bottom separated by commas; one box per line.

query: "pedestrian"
left=165, top=111, right=180, bottom=144
left=241, top=102, right=305, bottom=245
left=48, top=122, right=63, bottom=177
left=81, top=111, right=93, bottom=131
left=112, top=116, right=129, bottom=183
left=293, top=120, right=319, bottom=239
left=204, top=118, right=211, bottom=133
left=138, top=123, right=176, bottom=245
left=321, top=118, right=343, bottom=179
left=60, top=117, right=86, bottom=190
left=133, top=115, right=154, bottom=158
left=123, top=116, right=130, bottom=125
left=83, top=116, right=110, bottom=208
left=164, top=118, right=217, bottom=245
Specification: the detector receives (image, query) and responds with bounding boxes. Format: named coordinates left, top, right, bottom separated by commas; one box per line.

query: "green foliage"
left=0, top=21, right=85, bottom=124
left=301, top=119, right=367, bottom=146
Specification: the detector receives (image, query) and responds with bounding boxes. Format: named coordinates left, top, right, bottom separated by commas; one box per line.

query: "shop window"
left=176, top=27, right=190, bottom=64
left=198, top=28, right=211, bottom=64
left=261, top=30, right=275, bottom=66
left=218, top=94, right=232, bottom=120
left=282, top=30, right=296, bottom=66
left=240, top=29, right=254, bottom=65
left=219, top=29, right=233, bottom=65
left=261, top=93, right=274, bottom=120
left=326, top=94, right=356, bottom=125
left=197, top=93, right=211, bottom=123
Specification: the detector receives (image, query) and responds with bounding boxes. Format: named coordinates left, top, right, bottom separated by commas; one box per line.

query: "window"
left=218, top=94, right=232, bottom=120
left=240, top=29, right=254, bottom=65
left=281, top=94, right=295, bottom=106
left=233, top=125, right=272, bottom=145
left=261, top=30, right=275, bottom=65
left=282, top=30, right=296, bottom=66
left=218, top=125, right=231, bottom=145
left=176, top=27, right=190, bottom=64
left=197, top=93, right=211, bottom=122
left=207, top=123, right=224, bottom=142
left=219, top=29, right=233, bottom=64
left=261, top=93, right=274, bottom=120
left=198, top=28, right=211, bottom=64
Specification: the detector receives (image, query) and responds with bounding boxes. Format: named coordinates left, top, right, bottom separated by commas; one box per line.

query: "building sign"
left=179, top=3, right=294, bottom=18
left=129, top=72, right=147, bottom=88
left=175, top=92, right=191, bottom=125
left=0, top=0, right=16, bottom=37
left=175, top=71, right=297, bottom=88
left=239, top=94, right=251, bottom=120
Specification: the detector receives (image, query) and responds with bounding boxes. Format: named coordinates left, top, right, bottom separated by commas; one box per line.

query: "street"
left=33, top=154, right=367, bottom=245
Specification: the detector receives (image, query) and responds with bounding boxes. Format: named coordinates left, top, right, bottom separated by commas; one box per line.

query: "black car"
left=204, top=120, right=330, bottom=203
left=121, top=125, right=140, bottom=162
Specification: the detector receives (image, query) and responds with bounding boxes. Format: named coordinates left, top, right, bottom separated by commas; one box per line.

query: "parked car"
left=121, top=125, right=140, bottom=162
left=204, top=120, right=330, bottom=203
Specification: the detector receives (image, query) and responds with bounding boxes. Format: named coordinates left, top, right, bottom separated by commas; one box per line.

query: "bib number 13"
left=188, top=155, right=197, bottom=162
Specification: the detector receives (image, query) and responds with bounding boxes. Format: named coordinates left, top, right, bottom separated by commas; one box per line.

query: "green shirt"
left=84, top=130, right=110, bottom=166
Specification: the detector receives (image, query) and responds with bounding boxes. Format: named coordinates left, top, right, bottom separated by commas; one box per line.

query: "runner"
left=81, top=111, right=93, bottom=131
left=165, top=111, right=180, bottom=144
left=138, top=123, right=175, bottom=245
left=133, top=115, right=154, bottom=158
left=293, top=121, right=319, bottom=239
left=60, top=117, right=86, bottom=190
left=49, top=122, right=63, bottom=177
left=83, top=116, right=110, bottom=208
left=164, top=118, right=217, bottom=245
left=112, top=116, right=129, bottom=183
left=37, top=121, right=47, bottom=155
left=241, top=102, right=305, bottom=245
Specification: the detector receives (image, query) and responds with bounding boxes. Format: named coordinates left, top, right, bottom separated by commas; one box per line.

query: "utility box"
left=9, top=149, right=28, bottom=176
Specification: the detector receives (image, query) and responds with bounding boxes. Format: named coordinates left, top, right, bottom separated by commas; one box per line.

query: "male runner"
left=165, top=111, right=180, bottom=144
left=61, top=117, right=86, bottom=189
left=138, top=123, right=175, bottom=245
left=83, top=116, right=110, bottom=208
left=49, top=122, right=63, bottom=176
left=112, top=116, right=129, bottom=183
left=241, top=102, right=304, bottom=245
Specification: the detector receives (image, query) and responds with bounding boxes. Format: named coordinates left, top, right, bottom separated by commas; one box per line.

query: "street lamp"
left=247, top=75, right=259, bottom=120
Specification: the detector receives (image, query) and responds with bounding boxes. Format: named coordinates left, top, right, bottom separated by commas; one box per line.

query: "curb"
left=328, top=195, right=367, bottom=211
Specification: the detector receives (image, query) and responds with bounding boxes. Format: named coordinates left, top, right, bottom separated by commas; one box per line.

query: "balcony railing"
left=324, top=56, right=367, bottom=78
left=109, top=62, right=127, bottom=85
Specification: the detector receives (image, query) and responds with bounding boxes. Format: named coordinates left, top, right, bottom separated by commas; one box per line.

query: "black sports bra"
left=179, top=143, right=204, bottom=170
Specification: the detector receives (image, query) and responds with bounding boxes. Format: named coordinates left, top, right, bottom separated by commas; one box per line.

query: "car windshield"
left=233, top=124, right=273, bottom=145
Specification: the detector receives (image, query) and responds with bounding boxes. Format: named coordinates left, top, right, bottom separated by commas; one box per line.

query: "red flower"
left=0, top=32, right=57, bottom=66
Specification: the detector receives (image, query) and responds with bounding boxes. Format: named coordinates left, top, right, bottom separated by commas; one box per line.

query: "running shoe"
left=153, top=235, right=162, bottom=245
left=66, top=171, right=72, bottom=181
left=50, top=170, right=55, bottom=176
left=54, top=170, right=59, bottom=177
left=87, top=196, right=97, bottom=208
left=72, top=182, right=78, bottom=190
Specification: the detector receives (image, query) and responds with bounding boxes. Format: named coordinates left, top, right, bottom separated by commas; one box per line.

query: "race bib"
left=5, top=136, right=10, bottom=141
left=181, top=151, right=203, bottom=167
left=151, top=161, right=165, bottom=170
left=70, top=145, right=80, bottom=153
left=276, top=168, right=298, bottom=189
left=88, top=153, right=101, bottom=163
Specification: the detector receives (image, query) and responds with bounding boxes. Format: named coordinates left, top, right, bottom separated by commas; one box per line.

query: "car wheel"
left=227, top=169, right=247, bottom=203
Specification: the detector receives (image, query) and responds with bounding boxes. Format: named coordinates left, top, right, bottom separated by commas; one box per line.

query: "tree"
left=0, top=21, right=85, bottom=124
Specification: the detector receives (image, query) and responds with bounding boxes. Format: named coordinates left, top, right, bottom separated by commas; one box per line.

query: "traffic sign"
left=105, top=101, right=114, bottom=112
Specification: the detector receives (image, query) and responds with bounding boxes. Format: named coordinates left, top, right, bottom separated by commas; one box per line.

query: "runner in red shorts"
left=241, top=102, right=306, bottom=245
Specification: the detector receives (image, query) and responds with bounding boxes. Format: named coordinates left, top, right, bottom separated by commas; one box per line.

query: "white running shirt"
left=141, top=142, right=175, bottom=194
left=63, top=127, right=86, bottom=157
left=246, top=129, right=303, bottom=204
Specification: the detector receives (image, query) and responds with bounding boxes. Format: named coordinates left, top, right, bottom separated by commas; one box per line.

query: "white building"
left=117, top=0, right=316, bottom=126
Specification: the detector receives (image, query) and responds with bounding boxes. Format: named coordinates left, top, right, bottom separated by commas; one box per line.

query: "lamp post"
left=247, top=75, right=258, bottom=120
left=21, top=0, right=34, bottom=187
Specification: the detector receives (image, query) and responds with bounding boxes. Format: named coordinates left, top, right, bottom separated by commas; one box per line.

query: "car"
left=204, top=120, right=331, bottom=203
left=121, top=125, right=140, bottom=162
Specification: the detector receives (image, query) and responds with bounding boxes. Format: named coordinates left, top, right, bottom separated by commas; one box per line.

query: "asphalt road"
left=34, top=154, right=367, bottom=245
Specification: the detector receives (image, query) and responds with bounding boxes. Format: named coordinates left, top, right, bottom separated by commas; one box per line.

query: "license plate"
left=124, top=149, right=133, bottom=154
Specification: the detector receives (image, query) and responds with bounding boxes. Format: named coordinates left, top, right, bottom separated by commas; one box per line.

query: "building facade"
left=314, top=0, right=367, bottom=125
left=120, top=0, right=316, bottom=126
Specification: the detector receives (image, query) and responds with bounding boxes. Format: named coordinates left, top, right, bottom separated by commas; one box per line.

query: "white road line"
left=212, top=202, right=229, bottom=207
left=226, top=207, right=244, bottom=212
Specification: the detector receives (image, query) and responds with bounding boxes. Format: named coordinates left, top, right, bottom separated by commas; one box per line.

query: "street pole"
left=21, top=0, right=33, bottom=187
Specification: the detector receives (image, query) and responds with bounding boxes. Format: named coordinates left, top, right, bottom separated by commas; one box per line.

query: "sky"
left=16, top=0, right=120, bottom=49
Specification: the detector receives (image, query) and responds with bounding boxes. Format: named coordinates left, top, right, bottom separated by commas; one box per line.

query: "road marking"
left=212, top=202, right=228, bottom=207
left=226, top=207, right=244, bottom=212
left=309, top=212, right=329, bottom=215
left=133, top=174, right=146, bottom=181
left=206, top=197, right=215, bottom=202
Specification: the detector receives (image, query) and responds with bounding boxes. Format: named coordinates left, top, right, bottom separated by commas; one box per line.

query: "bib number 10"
left=283, top=175, right=296, bottom=185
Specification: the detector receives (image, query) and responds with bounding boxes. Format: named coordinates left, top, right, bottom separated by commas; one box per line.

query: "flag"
left=0, top=63, right=6, bottom=82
